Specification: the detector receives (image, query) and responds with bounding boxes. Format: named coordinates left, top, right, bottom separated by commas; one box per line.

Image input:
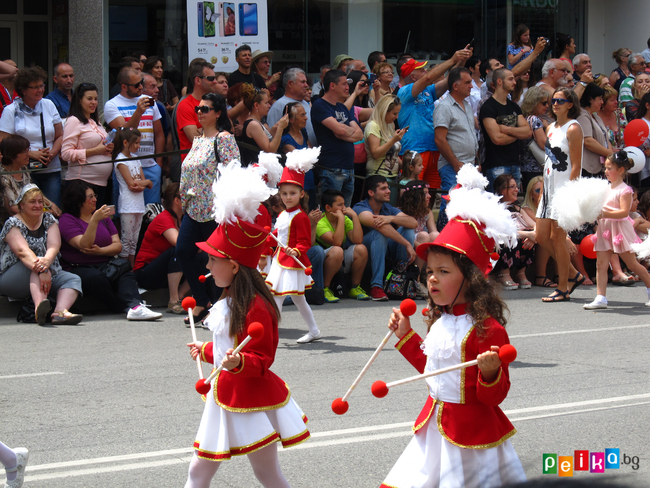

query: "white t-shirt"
left=0, top=99, right=62, bottom=173
left=103, top=94, right=161, bottom=168
left=114, top=152, right=145, bottom=213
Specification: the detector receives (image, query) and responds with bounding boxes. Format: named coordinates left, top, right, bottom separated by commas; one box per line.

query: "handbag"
left=384, top=261, right=420, bottom=300
left=527, top=139, right=546, bottom=166
left=98, top=257, right=132, bottom=284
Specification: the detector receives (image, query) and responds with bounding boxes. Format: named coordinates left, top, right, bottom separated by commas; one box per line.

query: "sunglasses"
left=198, top=75, right=217, bottom=82
left=541, top=101, right=549, bottom=106
left=551, top=98, right=569, bottom=105
left=194, top=105, right=217, bottom=114
left=124, top=79, right=144, bottom=87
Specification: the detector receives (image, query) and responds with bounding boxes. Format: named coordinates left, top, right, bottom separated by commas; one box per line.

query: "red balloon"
left=624, top=119, right=650, bottom=147
left=400, top=298, right=417, bottom=317
left=195, top=379, right=211, bottom=395
left=331, top=398, right=349, bottom=415
left=198, top=275, right=206, bottom=283
left=498, top=344, right=518, bottom=364
left=304, top=268, right=313, bottom=276
left=371, top=380, right=389, bottom=398
left=247, top=322, right=265, bottom=339
left=182, top=296, right=197, bottom=311
left=580, top=234, right=597, bottom=260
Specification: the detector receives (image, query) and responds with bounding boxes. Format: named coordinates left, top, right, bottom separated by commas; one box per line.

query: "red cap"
left=279, top=166, right=305, bottom=188
left=416, top=218, right=496, bottom=275
left=196, top=205, right=271, bottom=269
left=400, top=59, right=428, bottom=78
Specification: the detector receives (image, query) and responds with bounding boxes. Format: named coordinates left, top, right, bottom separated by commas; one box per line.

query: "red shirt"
left=0, top=84, right=16, bottom=118
left=176, top=95, right=202, bottom=161
left=134, top=210, right=178, bottom=270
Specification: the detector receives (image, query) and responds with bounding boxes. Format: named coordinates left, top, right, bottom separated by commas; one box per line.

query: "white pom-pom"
left=631, top=235, right=650, bottom=260
left=254, top=152, right=283, bottom=188
left=285, top=146, right=320, bottom=174
left=551, top=178, right=610, bottom=232
left=456, top=164, right=488, bottom=190
left=446, top=186, right=518, bottom=248
left=212, top=160, right=276, bottom=224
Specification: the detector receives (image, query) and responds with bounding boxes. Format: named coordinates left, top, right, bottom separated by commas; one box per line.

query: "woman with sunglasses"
left=536, top=87, right=585, bottom=302
left=61, top=83, right=114, bottom=205
left=520, top=86, right=551, bottom=192
left=177, top=93, right=240, bottom=324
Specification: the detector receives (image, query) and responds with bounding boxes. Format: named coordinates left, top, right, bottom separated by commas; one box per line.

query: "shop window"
left=0, top=0, right=18, bottom=15
left=24, top=21, right=48, bottom=70
left=23, top=0, right=48, bottom=15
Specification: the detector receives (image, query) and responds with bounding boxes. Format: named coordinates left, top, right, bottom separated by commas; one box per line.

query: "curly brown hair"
left=423, top=247, right=509, bottom=335
left=397, top=180, right=429, bottom=219
left=14, top=66, right=47, bottom=98
left=227, top=265, right=280, bottom=337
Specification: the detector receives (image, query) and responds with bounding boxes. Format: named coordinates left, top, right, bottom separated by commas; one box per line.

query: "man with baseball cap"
left=397, top=48, right=472, bottom=190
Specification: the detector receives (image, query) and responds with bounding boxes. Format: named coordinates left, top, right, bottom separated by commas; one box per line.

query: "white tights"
left=0, top=441, right=17, bottom=481
left=274, top=294, right=319, bottom=336
left=184, top=442, right=290, bottom=488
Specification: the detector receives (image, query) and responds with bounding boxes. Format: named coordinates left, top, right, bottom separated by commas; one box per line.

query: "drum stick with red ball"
left=200, top=322, right=265, bottom=392
left=371, top=344, right=517, bottom=398
left=263, top=226, right=313, bottom=276
left=331, top=299, right=418, bottom=415
left=182, top=297, right=210, bottom=395
left=198, top=273, right=211, bottom=283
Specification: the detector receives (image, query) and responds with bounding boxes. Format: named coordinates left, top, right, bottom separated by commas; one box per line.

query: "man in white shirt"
left=267, top=68, right=316, bottom=145
left=104, top=68, right=164, bottom=205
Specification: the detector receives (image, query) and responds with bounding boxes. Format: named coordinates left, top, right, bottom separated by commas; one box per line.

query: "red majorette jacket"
left=395, top=303, right=516, bottom=449
left=199, top=295, right=291, bottom=412
left=267, top=206, right=312, bottom=269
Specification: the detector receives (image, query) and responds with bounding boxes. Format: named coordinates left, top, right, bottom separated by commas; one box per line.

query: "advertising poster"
left=187, top=0, right=269, bottom=73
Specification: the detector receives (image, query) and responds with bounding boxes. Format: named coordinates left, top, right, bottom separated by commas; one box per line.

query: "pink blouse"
left=61, top=116, right=113, bottom=186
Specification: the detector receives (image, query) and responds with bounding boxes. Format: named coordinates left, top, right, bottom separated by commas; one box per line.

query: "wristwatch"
left=579, top=81, right=588, bottom=87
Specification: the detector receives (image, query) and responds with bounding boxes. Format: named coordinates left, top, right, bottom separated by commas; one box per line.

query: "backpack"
left=384, top=261, right=420, bottom=300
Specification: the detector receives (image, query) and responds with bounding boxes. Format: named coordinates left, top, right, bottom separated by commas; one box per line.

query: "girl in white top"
left=112, top=128, right=152, bottom=266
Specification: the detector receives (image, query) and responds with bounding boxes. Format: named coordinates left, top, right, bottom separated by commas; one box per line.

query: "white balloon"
left=626, top=146, right=645, bottom=174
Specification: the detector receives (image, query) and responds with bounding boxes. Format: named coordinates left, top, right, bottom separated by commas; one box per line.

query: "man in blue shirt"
left=45, top=63, right=74, bottom=118
left=397, top=48, right=471, bottom=189
left=353, top=175, right=417, bottom=301
left=311, top=69, right=363, bottom=207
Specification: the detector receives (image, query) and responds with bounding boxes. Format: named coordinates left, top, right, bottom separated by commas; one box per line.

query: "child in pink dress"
left=584, top=150, right=650, bottom=309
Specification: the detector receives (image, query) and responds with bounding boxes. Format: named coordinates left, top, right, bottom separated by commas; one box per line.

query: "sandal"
left=535, top=276, right=557, bottom=288
left=515, top=275, right=532, bottom=289
left=184, top=306, right=210, bottom=327
left=568, top=272, right=586, bottom=294
left=167, top=301, right=184, bottom=314
left=497, top=274, right=519, bottom=290
left=542, top=289, right=570, bottom=302
left=35, top=299, right=51, bottom=326
left=51, top=309, right=83, bottom=325
left=612, top=275, right=635, bottom=286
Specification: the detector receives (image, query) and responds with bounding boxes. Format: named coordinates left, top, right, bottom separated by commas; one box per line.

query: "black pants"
left=134, top=247, right=182, bottom=290
left=68, top=265, right=141, bottom=313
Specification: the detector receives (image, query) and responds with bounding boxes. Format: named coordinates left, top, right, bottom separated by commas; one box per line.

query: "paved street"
left=1, top=283, right=649, bottom=487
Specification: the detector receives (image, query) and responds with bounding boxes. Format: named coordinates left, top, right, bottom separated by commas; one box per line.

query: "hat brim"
left=414, top=61, right=428, bottom=70
left=252, top=51, right=274, bottom=63
left=196, top=241, right=229, bottom=259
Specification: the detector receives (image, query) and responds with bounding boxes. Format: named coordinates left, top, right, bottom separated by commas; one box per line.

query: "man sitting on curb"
left=316, top=189, right=370, bottom=302
left=353, top=175, right=417, bottom=301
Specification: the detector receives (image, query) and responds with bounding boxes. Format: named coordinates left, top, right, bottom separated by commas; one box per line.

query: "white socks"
left=594, top=295, right=608, bottom=304
left=274, top=295, right=320, bottom=336
left=0, top=441, right=17, bottom=481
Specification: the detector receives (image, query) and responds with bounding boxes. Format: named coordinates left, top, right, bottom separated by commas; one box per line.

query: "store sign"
left=187, top=1, right=269, bottom=73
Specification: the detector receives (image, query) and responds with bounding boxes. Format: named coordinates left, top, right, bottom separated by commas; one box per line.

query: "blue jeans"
left=363, top=227, right=415, bottom=288
left=32, top=171, right=61, bottom=207
left=437, top=164, right=458, bottom=231
left=485, top=165, right=522, bottom=193
left=142, top=164, right=162, bottom=204
left=176, top=215, right=219, bottom=307
left=307, top=245, right=324, bottom=290
left=319, top=168, right=355, bottom=207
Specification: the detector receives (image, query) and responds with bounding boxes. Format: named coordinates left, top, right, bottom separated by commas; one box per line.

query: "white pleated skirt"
left=265, top=260, right=313, bottom=296
left=381, top=405, right=526, bottom=488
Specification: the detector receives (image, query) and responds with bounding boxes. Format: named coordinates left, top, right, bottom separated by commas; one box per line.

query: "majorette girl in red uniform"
left=185, top=164, right=310, bottom=488
left=264, top=147, right=322, bottom=344
left=380, top=165, right=527, bottom=488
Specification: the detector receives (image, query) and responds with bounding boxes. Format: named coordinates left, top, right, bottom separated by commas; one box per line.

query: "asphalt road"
left=1, top=282, right=649, bottom=487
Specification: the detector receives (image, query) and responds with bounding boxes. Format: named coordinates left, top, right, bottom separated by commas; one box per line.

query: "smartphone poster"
left=187, top=0, right=268, bottom=74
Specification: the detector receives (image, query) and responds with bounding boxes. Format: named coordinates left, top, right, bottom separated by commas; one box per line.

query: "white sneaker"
left=297, top=331, right=321, bottom=343
left=583, top=299, right=608, bottom=310
left=127, top=303, right=163, bottom=321
left=645, top=300, right=650, bottom=308
left=5, top=447, right=28, bottom=488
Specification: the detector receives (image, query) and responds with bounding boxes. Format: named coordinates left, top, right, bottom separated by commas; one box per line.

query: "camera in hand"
left=28, top=159, right=43, bottom=170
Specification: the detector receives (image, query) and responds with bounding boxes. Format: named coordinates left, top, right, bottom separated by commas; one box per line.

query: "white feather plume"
left=212, top=160, right=276, bottom=224
left=285, top=146, right=320, bottom=174
left=253, top=152, right=283, bottom=188
left=446, top=186, right=518, bottom=248
left=456, top=164, right=488, bottom=190
left=631, top=235, right=650, bottom=260
left=551, top=177, right=610, bottom=232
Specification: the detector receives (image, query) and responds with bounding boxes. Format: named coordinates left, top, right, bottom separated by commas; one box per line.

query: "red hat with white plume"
left=251, top=152, right=283, bottom=188
left=279, top=147, right=320, bottom=188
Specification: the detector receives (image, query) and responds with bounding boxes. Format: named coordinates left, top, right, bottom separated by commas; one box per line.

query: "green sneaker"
left=348, top=285, right=370, bottom=301
left=324, top=287, right=340, bottom=303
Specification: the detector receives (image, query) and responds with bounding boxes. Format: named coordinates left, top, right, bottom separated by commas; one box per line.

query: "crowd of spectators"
left=4, top=31, right=650, bottom=321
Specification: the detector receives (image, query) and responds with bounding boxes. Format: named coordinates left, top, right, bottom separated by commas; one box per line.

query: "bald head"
left=53, top=63, right=74, bottom=93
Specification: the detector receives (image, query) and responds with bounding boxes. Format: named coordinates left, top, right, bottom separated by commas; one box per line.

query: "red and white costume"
left=380, top=303, right=525, bottom=488
left=193, top=295, right=310, bottom=461
left=265, top=205, right=313, bottom=295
